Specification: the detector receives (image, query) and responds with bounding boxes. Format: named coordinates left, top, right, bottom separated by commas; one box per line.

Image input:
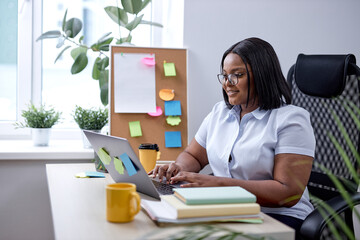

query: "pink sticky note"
left=148, top=106, right=163, bottom=117
left=141, top=57, right=155, bottom=66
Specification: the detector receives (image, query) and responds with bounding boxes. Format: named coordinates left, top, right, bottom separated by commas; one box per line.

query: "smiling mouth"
left=226, top=90, right=239, bottom=96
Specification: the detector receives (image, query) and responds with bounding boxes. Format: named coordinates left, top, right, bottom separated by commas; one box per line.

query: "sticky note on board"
left=165, top=131, right=182, bottom=148
left=147, top=106, right=163, bottom=117
left=164, top=101, right=182, bottom=116
left=114, top=157, right=124, bottom=174
left=159, top=89, right=175, bottom=101
left=166, top=116, right=181, bottom=126
left=141, top=57, right=155, bottom=66
left=119, top=153, right=137, bottom=176
left=164, top=62, right=176, bottom=76
left=129, top=121, right=142, bottom=137
left=98, top=148, right=112, bottom=165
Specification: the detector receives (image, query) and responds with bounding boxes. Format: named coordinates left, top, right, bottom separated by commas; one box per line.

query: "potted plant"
left=73, top=105, right=108, bottom=172
left=14, top=103, right=62, bottom=146
left=73, top=105, right=109, bottom=148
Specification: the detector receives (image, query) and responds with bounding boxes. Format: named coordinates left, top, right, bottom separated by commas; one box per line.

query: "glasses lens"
left=217, top=74, right=226, bottom=84
left=228, top=74, right=238, bottom=85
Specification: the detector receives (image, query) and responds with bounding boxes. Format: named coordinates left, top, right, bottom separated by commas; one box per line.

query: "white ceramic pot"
left=82, top=130, right=100, bottom=148
left=32, top=128, right=51, bottom=146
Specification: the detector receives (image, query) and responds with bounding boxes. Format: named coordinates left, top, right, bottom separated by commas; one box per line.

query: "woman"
left=151, top=37, right=315, bottom=237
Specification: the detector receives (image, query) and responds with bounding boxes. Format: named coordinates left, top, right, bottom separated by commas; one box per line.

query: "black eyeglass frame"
left=217, top=73, right=244, bottom=85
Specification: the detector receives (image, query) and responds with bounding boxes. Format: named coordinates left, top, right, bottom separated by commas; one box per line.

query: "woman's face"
left=222, top=53, right=257, bottom=108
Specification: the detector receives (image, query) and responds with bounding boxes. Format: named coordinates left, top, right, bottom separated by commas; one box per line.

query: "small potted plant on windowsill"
left=73, top=105, right=109, bottom=172
left=14, top=103, right=62, bottom=146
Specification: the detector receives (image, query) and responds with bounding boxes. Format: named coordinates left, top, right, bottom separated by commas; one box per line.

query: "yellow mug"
left=139, top=143, right=161, bottom=173
left=106, top=183, right=141, bottom=223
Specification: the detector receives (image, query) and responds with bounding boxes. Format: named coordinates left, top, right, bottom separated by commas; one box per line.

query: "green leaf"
left=56, top=36, right=65, bottom=48
left=104, top=6, right=128, bottom=26
left=125, top=14, right=143, bottom=31
left=62, top=9, right=68, bottom=31
left=97, top=32, right=112, bottom=43
left=54, top=46, right=71, bottom=63
left=121, top=0, right=143, bottom=14
left=64, top=18, right=83, bottom=38
left=92, top=57, right=101, bottom=80
left=36, top=30, right=61, bottom=41
left=71, top=52, right=88, bottom=74
left=141, top=0, right=151, bottom=10
left=96, top=57, right=109, bottom=71
left=70, top=46, right=87, bottom=60
left=79, top=36, right=84, bottom=44
left=116, top=36, right=133, bottom=44
left=140, top=20, right=163, bottom=28
left=99, top=70, right=109, bottom=106
left=99, top=45, right=110, bottom=51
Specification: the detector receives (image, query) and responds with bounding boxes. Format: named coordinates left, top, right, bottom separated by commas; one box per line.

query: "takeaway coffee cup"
left=106, top=183, right=140, bottom=223
left=139, top=143, right=161, bottom=173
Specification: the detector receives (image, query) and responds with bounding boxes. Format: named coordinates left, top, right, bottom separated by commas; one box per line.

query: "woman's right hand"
left=149, top=162, right=182, bottom=183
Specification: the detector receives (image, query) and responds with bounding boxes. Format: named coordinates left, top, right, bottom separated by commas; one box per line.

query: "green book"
left=173, top=186, right=256, bottom=205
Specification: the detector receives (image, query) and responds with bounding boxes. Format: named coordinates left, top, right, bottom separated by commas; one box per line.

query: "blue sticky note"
left=164, top=101, right=182, bottom=116
left=119, top=153, right=137, bottom=176
left=165, top=131, right=182, bottom=148
left=84, top=171, right=105, bottom=178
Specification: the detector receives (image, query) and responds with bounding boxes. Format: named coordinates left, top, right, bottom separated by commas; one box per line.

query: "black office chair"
left=287, top=54, right=360, bottom=240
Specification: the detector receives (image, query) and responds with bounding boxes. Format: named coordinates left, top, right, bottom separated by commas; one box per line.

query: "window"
left=0, top=0, right=184, bottom=139
left=0, top=0, right=17, bottom=122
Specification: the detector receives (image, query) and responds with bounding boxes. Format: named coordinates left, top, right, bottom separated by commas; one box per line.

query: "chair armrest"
left=300, top=192, right=360, bottom=240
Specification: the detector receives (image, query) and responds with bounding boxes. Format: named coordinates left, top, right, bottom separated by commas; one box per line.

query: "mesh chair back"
left=287, top=54, right=360, bottom=201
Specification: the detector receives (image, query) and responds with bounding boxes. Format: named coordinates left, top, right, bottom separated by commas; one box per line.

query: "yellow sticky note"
left=98, top=147, right=112, bottom=165
left=129, top=121, right=142, bottom=137
left=164, top=62, right=176, bottom=76
left=114, top=157, right=124, bottom=174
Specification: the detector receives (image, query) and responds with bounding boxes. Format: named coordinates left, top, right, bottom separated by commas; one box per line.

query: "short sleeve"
left=275, top=107, right=316, bottom=157
left=194, top=111, right=213, bottom=148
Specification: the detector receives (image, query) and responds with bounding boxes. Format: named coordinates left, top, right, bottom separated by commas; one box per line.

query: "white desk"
left=46, top=163, right=294, bottom=240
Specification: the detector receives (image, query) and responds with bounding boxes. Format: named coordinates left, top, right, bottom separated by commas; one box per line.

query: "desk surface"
left=46, top=163, right=294, bottom=240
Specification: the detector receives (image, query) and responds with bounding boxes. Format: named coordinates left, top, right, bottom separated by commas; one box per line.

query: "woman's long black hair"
left=220, top=37, right=291, bottom=110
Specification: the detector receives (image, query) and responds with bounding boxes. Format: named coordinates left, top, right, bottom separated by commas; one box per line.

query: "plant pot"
left=31, top=128, right=51, bottom=146
left=81, top=129, right=100, bottom=148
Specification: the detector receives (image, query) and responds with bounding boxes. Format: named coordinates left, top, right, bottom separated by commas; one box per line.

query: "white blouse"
left=195, top=101, right=316, bottom=220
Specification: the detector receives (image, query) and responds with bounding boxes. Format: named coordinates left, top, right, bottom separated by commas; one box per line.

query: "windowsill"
left=0, top=140, right=94, bottom=160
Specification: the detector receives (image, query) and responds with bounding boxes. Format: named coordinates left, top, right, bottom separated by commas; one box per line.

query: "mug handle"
left=129, top=192, right=141, bottom=217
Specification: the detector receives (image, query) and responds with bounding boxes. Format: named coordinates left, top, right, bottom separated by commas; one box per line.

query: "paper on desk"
left=114, top=53, right=156, bottom=113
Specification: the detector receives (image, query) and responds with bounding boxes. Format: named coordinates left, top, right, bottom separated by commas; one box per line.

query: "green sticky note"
left=163, top=62, right=176, bottom=76
left=129, top=121, right=142, bottom=137
left=114, top=157, right=124, bottom=174
left=166, top=116, right=181, bottom=126
left=98, top=147, right=112, bottom=165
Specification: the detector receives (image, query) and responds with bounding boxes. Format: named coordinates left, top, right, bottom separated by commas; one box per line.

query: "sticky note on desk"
left=165, top=131, right=182, bottom=148
left=129, top=121, right=142, bottom=137
left=164, top=101, right=181, bottom=116
left=164, top=62, right=176, bottom=76
left=119, top=153, right=137, bottom=176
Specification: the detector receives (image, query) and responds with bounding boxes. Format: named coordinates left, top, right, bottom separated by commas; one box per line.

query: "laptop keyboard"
left=152, top=179, right=174, bottom=195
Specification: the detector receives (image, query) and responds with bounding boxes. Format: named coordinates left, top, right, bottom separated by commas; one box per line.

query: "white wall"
left=184, top=0, right=360, bottom=139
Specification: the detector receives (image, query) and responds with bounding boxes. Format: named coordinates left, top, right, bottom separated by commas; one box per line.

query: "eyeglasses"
left=217, top=73, right=244, bottom=85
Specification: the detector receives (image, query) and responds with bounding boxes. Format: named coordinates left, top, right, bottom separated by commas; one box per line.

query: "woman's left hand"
left=170, top=172, right=220, bottom=187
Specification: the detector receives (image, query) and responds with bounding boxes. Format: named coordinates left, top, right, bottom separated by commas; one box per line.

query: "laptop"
left=83, top=130, right=181, bottom=200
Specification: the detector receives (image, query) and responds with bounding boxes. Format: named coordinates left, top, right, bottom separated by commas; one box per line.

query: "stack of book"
left=141, top=186, right=262, bottom=225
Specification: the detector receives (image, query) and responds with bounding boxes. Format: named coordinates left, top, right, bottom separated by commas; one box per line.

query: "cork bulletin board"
left=110, top=46, right=187, bottom=161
